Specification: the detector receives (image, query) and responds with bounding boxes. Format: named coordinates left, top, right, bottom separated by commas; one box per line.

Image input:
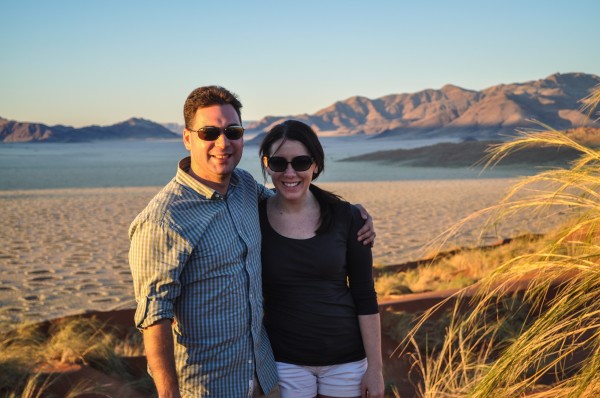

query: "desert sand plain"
left=0, top=179, right=561, bottom=326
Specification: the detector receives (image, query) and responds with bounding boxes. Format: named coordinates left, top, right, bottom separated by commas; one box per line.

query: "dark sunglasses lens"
left=268, top=156, right=313, bottom=172
left=224, top=126, right=244, bottom=140
left=268, top=157, right=287, bottom=172
left=198, top=127, right=221, bottom=141
left=196, top=126, right=244, bottom=141
left=291, top=156, right=313, bottom=171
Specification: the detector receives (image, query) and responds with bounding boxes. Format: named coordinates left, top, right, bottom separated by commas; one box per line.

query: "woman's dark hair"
left=259, top=119, right=343, bottom=234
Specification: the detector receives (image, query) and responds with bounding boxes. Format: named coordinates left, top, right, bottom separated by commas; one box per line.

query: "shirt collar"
left=176, top=156, right=238, bottom=200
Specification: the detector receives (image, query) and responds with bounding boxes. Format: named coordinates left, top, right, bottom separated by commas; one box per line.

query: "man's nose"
left=214, top=132, right=229, bottom=147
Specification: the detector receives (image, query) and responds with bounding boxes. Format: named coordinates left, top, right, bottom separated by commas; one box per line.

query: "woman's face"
left=264, top=138, right=318, bottom=203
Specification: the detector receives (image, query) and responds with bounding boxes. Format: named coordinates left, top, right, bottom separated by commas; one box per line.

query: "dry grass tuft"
left=0, top=316, right=152, bottom=397
left=396, top=89, right=600, bottom=397
left=564, top=127, right=600, bottom=147
left=375, top=234, right=546, bottom=297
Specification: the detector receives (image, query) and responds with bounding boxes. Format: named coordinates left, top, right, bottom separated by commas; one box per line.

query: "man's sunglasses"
left=186, top=125, right=245, bottom=141
left=267, top=156, right=314, bottom=172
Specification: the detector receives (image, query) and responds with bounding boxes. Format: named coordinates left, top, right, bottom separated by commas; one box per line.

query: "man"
left=129, top=86, right=374, bottom=397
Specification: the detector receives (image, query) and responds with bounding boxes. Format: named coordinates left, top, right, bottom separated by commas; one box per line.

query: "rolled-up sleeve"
left=129, top=219, right=191, bottom=329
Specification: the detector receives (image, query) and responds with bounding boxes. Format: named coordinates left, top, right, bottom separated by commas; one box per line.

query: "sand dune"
left=0, top=179, right=562, bottom=326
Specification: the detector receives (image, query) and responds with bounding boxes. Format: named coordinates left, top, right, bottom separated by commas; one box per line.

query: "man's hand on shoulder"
left=354, top=204, right=376, bottom=246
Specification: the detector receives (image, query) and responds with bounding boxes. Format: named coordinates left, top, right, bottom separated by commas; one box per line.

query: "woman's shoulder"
left=331, top=199, right=359, bottom=218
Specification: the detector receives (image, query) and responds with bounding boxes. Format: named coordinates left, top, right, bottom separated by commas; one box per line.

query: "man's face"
left=183, top=104, right=243, bottom=187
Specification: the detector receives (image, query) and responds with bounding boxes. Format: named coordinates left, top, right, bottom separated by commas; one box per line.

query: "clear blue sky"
left=2, top=0, right=599, bottom=127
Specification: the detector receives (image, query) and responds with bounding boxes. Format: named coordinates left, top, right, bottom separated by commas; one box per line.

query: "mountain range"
left=246, top=72, right=600, bottom=141
left=2, top=72, right=598, bottom=143
left=0, top=117, right=178, bottom=143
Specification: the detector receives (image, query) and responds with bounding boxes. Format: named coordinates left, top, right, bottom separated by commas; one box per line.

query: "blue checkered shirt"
left=129, top=157, right=277, bottom=397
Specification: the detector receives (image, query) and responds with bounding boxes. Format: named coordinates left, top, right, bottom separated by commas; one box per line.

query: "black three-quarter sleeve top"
left=259, top=199, right=378, bottom=366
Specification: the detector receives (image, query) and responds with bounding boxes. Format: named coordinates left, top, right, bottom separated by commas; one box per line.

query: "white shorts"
left=276, top=358, right=367, bottom=398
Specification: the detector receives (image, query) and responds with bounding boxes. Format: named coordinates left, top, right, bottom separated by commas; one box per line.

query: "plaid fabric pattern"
left=129, top=157, right=277, bottom=397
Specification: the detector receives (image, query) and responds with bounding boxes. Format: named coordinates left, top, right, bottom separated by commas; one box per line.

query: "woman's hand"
left=361, top=365, right=385, bottom=398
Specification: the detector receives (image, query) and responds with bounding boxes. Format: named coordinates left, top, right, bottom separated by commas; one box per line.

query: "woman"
left=258, top=120, right=384, bottom=398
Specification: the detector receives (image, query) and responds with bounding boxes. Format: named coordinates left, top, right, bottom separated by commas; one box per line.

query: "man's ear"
left=183, top=129, right=192, bottom=150
left=262, top=156, right=269, bottom=169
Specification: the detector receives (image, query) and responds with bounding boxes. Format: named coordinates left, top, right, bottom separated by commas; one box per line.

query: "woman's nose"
left=283, top=163, right=296, bottom=174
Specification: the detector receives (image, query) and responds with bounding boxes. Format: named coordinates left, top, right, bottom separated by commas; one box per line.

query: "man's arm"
left=143, top=319, right=182, bottom=398
left=354, top=204, right=376, bottom=246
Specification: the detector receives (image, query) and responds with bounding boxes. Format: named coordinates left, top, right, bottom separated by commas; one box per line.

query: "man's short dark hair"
left=183, top=86, right=243, bottom=128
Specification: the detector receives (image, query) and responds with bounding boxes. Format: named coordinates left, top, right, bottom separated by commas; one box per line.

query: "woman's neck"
left=271, top=190, right=318, bottom=214
left=267, top=188, right=321, bottom=239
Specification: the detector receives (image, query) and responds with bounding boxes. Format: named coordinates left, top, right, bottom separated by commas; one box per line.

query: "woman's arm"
left=358, top=314, right=385, bottom=398
left=346, top=204, right=383, bottom=397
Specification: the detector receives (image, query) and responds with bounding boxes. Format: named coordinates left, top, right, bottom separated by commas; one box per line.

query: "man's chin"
left=209, top=157, right=240, bottom=174
left=212, top=164, right=236, bottom=176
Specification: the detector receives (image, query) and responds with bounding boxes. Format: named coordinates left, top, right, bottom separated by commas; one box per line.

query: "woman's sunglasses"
left=267, top=156, right=314, bottom=172
left=186, top=125, right=245, bottom=141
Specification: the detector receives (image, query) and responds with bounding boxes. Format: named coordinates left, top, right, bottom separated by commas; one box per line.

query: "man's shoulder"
left=129, top=177, right=221, bottom=241
left=148, top=178, right=189, bottom=208
left=232, top=168, right=274, bottom=203
left=232, top=168, right=263, bottom=193
left=232, top=167, right=257, bottom=184
left=131, top=179, right=193, bottom=224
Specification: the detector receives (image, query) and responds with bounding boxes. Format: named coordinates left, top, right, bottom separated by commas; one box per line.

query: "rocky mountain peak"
left=245, top=72, right=600, bottom=140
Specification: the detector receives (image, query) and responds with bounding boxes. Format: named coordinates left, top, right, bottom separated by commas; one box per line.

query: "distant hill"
left=245, top=72, right=600, bottom=140
left=341, top=127, right=600, bottom=167
left=161, top=122, right=184, bottom=135
left=341, top=140, right=580, bottom=168
left=0, top=117, right=178, bottom=143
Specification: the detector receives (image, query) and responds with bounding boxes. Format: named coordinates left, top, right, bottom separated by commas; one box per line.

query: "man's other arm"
left=354, top=204, right=376, bottom=246
left=143, top=319, right=182, bottom=398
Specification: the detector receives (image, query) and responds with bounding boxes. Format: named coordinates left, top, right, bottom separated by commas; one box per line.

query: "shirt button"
left=248, top=359, right=253, bottom=364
